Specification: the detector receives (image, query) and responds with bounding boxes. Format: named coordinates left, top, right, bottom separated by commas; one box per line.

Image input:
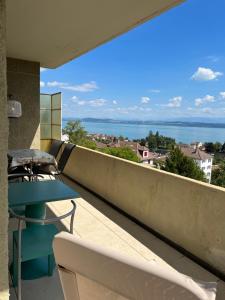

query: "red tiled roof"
left=180, top=146, right=212, bottom=160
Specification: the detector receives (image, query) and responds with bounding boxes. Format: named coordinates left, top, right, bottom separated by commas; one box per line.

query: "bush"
left=100, top=147, right=140, bottom=163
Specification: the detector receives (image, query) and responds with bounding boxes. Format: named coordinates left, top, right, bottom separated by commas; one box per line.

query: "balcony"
left=2, top=2, right=225, bottom=298
left=8, top=146, right=225, bottom=299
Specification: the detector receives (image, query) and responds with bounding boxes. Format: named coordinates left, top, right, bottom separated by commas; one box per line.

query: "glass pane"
left=52, top=125, right=61, bottom=140
left=52, top=110, right=61, bottom=125
left=40, top=94, right=51, bottom=109
left=52, top=93, right=61, bottom=109
left=40, top=124, right=51, bottom=139
left=40, top=110, right=51, bottom=124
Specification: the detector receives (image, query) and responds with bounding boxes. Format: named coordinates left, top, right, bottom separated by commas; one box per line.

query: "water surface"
left=62, top=120, right=225, bottom=144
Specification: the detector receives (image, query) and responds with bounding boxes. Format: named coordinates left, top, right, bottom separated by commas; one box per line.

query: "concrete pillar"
left=7, top=58, right=40, bottom=149
left=0, top=0, right=9, bottom=298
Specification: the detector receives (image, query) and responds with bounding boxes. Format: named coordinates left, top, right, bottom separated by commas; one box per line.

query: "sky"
left=40, top=0, right=225, bottom=121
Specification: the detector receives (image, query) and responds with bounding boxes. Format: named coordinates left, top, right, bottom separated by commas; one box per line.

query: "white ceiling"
left=6, top=0, right=184, bottom=68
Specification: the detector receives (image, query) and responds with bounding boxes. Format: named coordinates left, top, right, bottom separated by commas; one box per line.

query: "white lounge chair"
left=53, top=232, right=217, bottom=300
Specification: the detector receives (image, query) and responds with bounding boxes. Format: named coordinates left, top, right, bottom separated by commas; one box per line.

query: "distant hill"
left=63, top=117, right=225, bottom=129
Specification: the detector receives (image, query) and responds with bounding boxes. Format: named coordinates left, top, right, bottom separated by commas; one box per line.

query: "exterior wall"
left=0, top=0, right=9, bottom=298
left=40, top=139, right=52, bottom=152
left=195, top=158, right=213, bottom=183
left=63, top=146, right=225, bottom=276
left=7, top=58, right=40, bottom=149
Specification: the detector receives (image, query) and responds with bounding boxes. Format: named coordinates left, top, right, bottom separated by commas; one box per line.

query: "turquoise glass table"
left=9, top=180, right=79, bottom=280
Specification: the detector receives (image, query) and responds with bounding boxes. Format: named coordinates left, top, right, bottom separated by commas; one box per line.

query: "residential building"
left=180, top=145, right=213, bottom=183
left=109, top=140, right=155, bottom=164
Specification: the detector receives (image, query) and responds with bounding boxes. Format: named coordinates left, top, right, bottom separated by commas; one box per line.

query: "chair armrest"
left=8, top=173, right=44, bottom=180
left=9, top=200, right=76, bottom=232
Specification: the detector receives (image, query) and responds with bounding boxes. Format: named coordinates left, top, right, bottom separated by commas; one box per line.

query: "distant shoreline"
left=63, top=118, right=225, bottom=129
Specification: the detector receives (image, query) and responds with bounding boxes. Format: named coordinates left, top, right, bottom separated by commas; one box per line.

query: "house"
left=109, top=140, right=155, bottom=164
left=180, top=145, right=213, bottom=183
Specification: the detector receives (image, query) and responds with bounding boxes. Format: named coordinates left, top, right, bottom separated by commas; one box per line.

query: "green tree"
left=214, top=142, right=222, bottom=152
left=204, top=142, right=222, bottom=153
left=118, top=135, right=125, bottom=141
left=81, top=139, right=97, bottom=150
left=101, top=147, right=140, bottom=163
left=63, top=121, right=87, bottom=143
left=139, top=138, right=146, bottom=146
left=221, top=142, right=225, bottom=153
left=204, top=142, right=215, bottom=153
left=62, top=121, right=97, bottom=149
left=133, top=138, right=146, bottom=146
left=163, top=148, right=205, bottom=181
left=147, top=131, right=175, bottom=151
left=147, top=131, right=157, bottom=150
left=211, top=162, right=225, bottom=188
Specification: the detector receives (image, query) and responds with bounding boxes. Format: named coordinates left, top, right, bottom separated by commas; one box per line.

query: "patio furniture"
left=8, top=149, right=57, bottom=172
left=8, top=180, right=80, bottom=282
left=53, top=232, right=217, bottom=300
left=32, top=140, right=65, bottom=176
left=8, top=173, right=44, bottom=217
left=8, top=153, right=30, bottom=176
left=10, top=200, right=76, bottom=300
left=48, top=139, right=64, bottom=158
left=34, top=143, right=76, bottom=180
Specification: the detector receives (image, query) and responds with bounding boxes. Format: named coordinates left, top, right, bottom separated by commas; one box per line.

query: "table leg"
left=20, top=204, right=55, bottom=280
left=25, top=203, right=46, bottom=227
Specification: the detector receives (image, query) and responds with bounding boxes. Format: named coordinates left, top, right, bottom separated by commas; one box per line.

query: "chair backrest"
left=7, top=154, right=13, bottom=171
left=48, top=139, right=64, bottom=158
left=58, top=143, right=76, bottom=172
left=53, top=232, right=217, bottom=300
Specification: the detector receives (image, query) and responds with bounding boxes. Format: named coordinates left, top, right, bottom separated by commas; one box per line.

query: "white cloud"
left=89, top=98, right=107, bottom=107
left=71, top=96, right=78, bottom=101
left=47, top=81, right=68, bottom=87
left=140, top=107, right=152, bottom=112
left=115, top=105, right=152, bottom=115
left=202, top=107, right=213, bottom=114
left=191, top=67, right=223, bottom=81
left=206, top=55, right=220, bottom=63
left=219, top=92, right=225, bottom=100
left=204, top=95, right=215, bottom=102
left=62, top=81, right=98, bottom=92
left=72, top=97, right=107, bottom=107
left=40, top=81, right=45, bottom=87
left=116, top=107, right=129, bottom=114
left=40, top=67, right=47, bottom=72
left=112, top=100, right=117, bottom=105
left=195, top=98, right=203, bottom=107
left=149, top=89, right=160, bottom=93
left=141, top=96, right=150, bottom=104
left=128, top=105, right=138, bottom=111
left=166, top=96, right=182, bottom=108
left=77, top=100, right=86, bottom=106
left=195, top=94, right=215, bottom=106
left=46, top=81, right=98, bottom=92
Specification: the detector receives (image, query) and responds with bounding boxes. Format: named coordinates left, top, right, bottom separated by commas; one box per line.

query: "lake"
left=62, top=120, right=225, bottom=144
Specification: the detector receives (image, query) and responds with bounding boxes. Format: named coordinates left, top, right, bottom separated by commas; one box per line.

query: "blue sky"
left=40, top=0, right=225, bottom=121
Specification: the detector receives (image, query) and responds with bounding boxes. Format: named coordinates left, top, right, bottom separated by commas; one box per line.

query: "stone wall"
left=7, top=58, right=40, bottom=149
left=0, top=0, right=9, bottom=298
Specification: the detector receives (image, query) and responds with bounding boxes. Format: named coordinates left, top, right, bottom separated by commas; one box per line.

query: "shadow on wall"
left=7, top=58, right=40, bottom=149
